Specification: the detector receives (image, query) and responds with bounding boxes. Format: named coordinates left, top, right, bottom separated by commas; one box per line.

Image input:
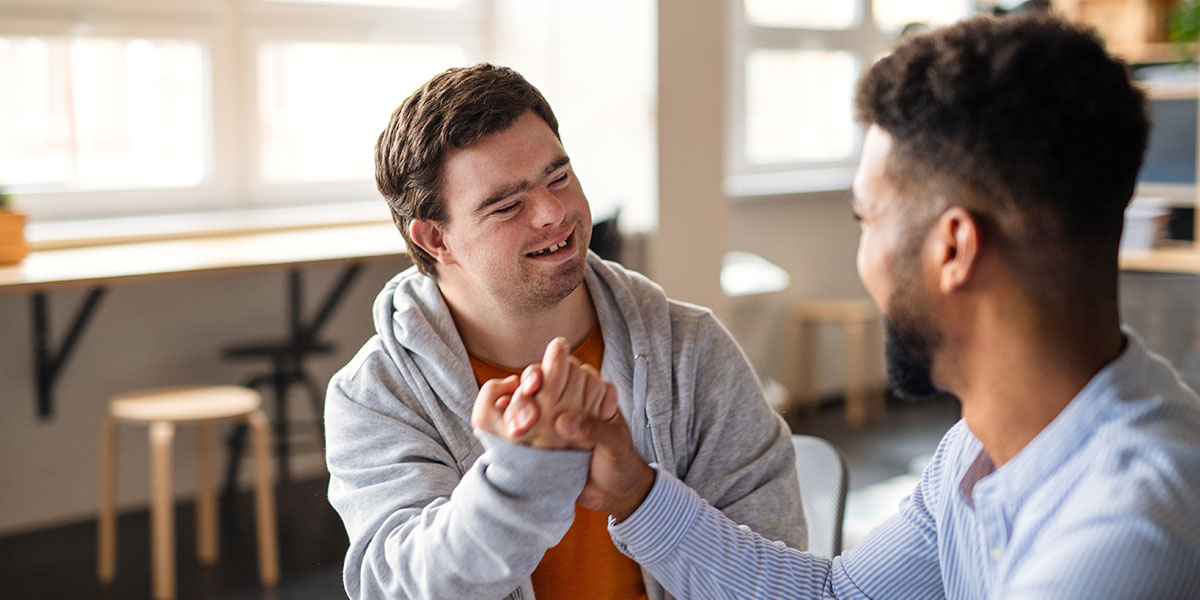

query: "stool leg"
left=844, top=320, right=867, bottom=428
left=271, top=358, right=291, bottom=484
left=150, top=421, right=177, bottom=600
left=196, top=422, right=219, bottom=564
left=247, top=410, right=280, bottom=587
left=798, top=319, right=819, bottom=419
left=98, top=415, right=118, bottom=583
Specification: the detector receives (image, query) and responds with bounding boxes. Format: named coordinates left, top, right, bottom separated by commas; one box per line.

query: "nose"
left=529, top=187, right=566, bottom=229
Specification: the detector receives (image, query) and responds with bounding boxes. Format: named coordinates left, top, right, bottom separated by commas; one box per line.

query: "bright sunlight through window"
left=0, top=36, right=207, bottom=192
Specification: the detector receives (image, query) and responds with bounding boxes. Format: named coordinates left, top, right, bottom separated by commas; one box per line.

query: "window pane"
left=0, top=36, right=207, bottom=191
left=745, top=0, right=856, bottom=30
left=744, top=49, right=856, bottom=164
left=257, top=41, right=464, bottom=184
left=264, top=0, right=462, bottom=8
left=874, top=0, right=971, bottom=32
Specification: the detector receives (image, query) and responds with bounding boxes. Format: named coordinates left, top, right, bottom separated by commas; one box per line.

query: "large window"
left=0, top=0, right=476, bottom=220
left=0, top=36, right=208, bottom=192
left=255, top=40, right=465, bottom=185
left=0, top=0, right=655, bottom=231
left=727, top=0, right=973, bottom=197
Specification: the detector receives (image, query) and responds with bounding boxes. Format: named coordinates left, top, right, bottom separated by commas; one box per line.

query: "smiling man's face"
left=431, top=109, right=592, bottom=313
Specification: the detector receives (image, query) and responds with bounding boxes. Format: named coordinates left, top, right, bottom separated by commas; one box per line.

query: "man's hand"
left=471, top=337, right=618, bottom=449
left=556, top=406, right=656, bottom=522
left=471, top=374, right=529, bottom=439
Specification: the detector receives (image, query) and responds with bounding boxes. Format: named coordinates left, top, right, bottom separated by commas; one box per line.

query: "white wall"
left=651, top=0, right=729, bottom=317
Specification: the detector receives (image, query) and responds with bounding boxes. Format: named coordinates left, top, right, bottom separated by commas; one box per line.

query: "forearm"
left=612, top=468, right=951, bottom=600
left=334, top=432, right=590, bottom=599
left=611, top=468, right=838, bottom=599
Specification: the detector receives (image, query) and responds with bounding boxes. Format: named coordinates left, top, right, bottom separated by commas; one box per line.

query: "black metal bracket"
left=32, top=287, right=106, bottom=420
left=289, top=263, right=363, bottom=346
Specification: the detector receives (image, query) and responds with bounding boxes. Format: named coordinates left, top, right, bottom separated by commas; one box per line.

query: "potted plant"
left=0, top=186, right=29, bottom=265
left=1170, top=0, right=1200, bottom=61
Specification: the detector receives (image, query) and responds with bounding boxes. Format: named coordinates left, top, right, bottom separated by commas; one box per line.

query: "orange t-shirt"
left=469, top=325, right=648, bottom=600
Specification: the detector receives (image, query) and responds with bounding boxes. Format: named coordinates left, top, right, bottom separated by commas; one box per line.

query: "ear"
left=409, top=219, right=457, bottom=266
left=931, top=206, right=979, bottom=294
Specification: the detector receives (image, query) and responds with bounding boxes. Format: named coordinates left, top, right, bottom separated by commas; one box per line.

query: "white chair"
left=792, top=434, right=849, bottom=557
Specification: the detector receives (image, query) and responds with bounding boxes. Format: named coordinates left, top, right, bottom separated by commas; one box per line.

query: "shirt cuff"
left=609, top=466, right=703, bottom=565
left=474, top=429, right=592, bottom=498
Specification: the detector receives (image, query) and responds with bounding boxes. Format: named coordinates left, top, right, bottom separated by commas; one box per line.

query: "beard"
left=883, top=314, right=940, bottom=400
left=882, top=248, right=944, bottom=400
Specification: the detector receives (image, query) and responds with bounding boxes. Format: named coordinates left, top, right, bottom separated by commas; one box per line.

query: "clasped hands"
left=471, top=337, right=655, bottom=521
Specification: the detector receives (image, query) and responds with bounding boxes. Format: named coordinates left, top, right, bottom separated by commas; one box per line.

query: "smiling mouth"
left=526, top=236, right=570, bottom=257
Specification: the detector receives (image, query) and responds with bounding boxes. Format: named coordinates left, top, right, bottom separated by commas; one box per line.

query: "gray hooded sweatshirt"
left=326, top=252, right=805, bottom=599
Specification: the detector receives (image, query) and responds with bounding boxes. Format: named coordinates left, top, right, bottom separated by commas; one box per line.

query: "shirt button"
left=990, top=547, right=1003, bottom=561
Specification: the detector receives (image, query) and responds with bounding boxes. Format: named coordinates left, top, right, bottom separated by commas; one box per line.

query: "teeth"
left=530, top=239, right=568, bottom=257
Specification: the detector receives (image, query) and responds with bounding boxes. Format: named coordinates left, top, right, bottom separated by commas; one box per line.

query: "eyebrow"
left=473, top=155, right=572, bottom=215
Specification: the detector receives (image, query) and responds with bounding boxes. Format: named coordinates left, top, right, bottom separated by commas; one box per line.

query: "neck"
left=440, top=281, right=597, bottom=370
left=950, top=297, right=1124, bottom=467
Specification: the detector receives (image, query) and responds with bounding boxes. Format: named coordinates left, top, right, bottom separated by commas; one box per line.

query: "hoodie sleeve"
left=676, top=310, right=807, bottom=550
left=325, top=346, right=590, bottom=600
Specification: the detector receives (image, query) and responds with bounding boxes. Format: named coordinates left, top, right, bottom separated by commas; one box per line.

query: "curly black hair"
left=855, top=14, right=1148, bottom=246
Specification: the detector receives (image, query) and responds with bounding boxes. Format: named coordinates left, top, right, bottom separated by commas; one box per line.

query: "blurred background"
left=2, top=0, right=1198, bottom=597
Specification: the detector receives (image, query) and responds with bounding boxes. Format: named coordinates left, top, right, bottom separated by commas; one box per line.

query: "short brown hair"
left=375, top=64, right=560, bottom=276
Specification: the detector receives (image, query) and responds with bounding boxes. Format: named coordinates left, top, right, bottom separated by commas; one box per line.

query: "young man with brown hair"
left=482, top=15, right=1200, bottom=599
left=324, top=64, right=804, bottom=599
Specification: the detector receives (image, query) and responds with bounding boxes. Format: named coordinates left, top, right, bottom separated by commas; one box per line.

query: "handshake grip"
left=471, top=337, right=620, bottom=449
left=471, top=337, right=657, bottom=521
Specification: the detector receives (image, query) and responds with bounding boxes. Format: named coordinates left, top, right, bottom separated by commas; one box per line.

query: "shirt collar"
left=965, top=329, right=1147, bottom=506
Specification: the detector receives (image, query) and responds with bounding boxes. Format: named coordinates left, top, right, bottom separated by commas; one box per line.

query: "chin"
left=525, top=256, right=586, bottom=309
left=884, top=317, right=942, bottom=401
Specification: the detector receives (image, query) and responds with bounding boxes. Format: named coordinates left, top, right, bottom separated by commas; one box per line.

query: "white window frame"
left=0, top=0, right=480, bottom=221
left=724, top=0, right=917, bottom=198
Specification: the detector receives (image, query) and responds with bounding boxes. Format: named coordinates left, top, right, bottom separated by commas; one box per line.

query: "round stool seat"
left=110, top=386, right=262, bottom=423
left=790, top=299, right=876, bottom=322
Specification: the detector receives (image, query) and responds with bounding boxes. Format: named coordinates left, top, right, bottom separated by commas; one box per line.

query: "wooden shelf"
left=1057, top=0, right=1178, bottom=63
left=1121, top=245, right=1200, bottom=273
left=0, top=222, right=406, bottom=294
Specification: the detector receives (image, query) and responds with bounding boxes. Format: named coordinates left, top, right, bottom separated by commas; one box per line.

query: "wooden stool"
left=785, top=299, right=884, bottom=428
left=98, top=386, right=280, bottom=599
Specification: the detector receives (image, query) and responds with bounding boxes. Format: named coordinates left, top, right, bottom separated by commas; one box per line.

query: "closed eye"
left=550, top=172, right=570, bottom=188
left=494, top=202, right=521, bottom=215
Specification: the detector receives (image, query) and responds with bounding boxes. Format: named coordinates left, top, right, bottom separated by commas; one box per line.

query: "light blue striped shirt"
left=610, top=333, right=1200, bottom=598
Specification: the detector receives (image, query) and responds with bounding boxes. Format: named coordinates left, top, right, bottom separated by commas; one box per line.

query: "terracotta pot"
left=0, top=210, right=29, bottom=265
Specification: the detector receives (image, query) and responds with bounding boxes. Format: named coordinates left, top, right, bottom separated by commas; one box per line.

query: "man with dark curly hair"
left=476, top=13, right=1200, bottom=598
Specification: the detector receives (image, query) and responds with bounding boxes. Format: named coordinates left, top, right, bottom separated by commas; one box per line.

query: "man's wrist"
left=611, top=463, right=656, bottom=523
left=475, top=429, right=591, bottom=498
